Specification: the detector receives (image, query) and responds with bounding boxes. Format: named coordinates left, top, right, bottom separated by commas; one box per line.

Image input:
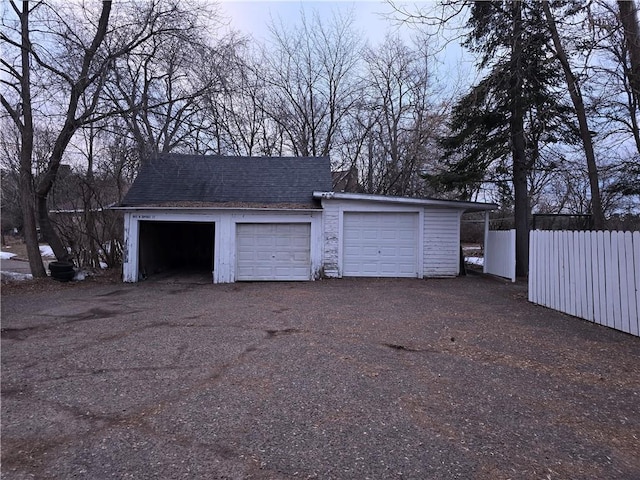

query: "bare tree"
left=1, top=1, right=50, bottom=276
left=618, top=0, right=640, bottom=107
left=1, top=0, right=219, bottom=274
left=543, top=1, right=605, bottom=229
left=263, top=9, right=362, bottom=157
left=354, top=34, right=440, bottom=196
left=105, top=10, right=239, bottom=163
left=200, top=45, right=287, bottom=156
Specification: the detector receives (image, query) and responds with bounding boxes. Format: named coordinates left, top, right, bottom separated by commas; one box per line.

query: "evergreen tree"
left=429, top=1, right=576, bottom=276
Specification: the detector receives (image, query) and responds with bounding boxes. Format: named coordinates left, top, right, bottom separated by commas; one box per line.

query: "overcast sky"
left=219, top=1, right=402, bottom=44
left=217, top=0, right=475, bottom=96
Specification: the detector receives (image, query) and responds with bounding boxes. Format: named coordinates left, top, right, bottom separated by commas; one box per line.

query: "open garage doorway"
left=138, top=221, right=215, bottom=282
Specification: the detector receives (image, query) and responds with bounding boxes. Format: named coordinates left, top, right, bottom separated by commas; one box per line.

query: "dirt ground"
left=2, top=274, right=639, bottom=479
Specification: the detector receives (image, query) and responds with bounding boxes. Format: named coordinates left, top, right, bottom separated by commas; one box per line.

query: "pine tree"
left=429, top=1, right=576, bottom=276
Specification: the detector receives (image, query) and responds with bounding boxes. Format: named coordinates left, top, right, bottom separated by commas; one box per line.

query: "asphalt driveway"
left=2, top=276, right=639, bottom=479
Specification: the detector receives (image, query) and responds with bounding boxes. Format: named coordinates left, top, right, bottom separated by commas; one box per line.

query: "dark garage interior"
left=138, top=221, right=215, bottom=280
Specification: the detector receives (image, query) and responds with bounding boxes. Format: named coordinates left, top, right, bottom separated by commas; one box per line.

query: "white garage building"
left=118, top=154, right=495, bottom=283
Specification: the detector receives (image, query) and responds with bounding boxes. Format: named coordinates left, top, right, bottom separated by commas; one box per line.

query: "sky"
left=217, top=0, right=475, bottom=95
left=218, top=1, right=405, bottom=44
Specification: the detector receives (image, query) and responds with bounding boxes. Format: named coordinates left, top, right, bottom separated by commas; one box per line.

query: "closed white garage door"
left=236, top=223, right=311, bottom=281
left=343, top=212, right=419, bottom=277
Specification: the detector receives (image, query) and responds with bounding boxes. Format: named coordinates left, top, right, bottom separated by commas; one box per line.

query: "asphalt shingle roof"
left=121, top=154, right=332, bottom=208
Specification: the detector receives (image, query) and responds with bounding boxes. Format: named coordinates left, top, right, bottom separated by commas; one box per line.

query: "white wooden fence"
left=528, top=230, right=640, bottom=337
left=484, top=229, right=516, bottom=282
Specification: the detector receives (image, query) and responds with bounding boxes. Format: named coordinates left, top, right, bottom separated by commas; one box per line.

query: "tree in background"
left=346, top=34, right=442, bottom=196
left=430, top=1, right=573, bottom=275
left=0, top=0, right=227, bottom=275
left=105, top=6, right=240, bottom=163
left=543, top=0, right=605, bottom=229
left=588, top=1, right=640, bottom=203
left=1, top=1, right=48, bottom=276
left=263, top=10, right=362, bottom=157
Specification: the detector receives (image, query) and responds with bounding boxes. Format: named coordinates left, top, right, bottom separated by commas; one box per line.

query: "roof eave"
left=313, top=191, right=497, bottom=211
left=110, top=206, right=322, bottom=212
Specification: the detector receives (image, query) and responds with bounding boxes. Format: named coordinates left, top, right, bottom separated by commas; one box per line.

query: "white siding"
left=322, top=202, right=341, bottom=277
left=319, top=199, right=465, bottom=279
left=122, top=212, right=138, bottom=282
left=423, top=208, right=463, bottom=277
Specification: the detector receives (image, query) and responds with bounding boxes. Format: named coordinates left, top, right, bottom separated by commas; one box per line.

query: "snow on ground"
left=465, top=256, right=484, bottom=266
left=2, top=245, right=55, bottom=260
left=1, top=271, right=33, bottom=281
left=39, top=245, right=55, bottom=258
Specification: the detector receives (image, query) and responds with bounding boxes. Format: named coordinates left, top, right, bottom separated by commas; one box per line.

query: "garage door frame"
left=340, top=208, right=423, bottom=278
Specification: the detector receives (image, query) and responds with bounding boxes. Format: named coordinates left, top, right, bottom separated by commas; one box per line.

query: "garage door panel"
left=237, top=223, right=311, bottom=281
left=343, top=212, right=418, bottom=277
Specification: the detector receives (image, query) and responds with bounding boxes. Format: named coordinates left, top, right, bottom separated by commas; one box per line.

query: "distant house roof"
left=332, top=166, right=361, bottom=193
left=120, top=154, right=332, bottom=208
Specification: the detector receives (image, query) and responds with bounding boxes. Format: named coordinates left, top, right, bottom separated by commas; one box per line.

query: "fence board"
left=539, top=230, right=547, bottom=307
left=529, top=230, right=640, bottom=337
left=484, top=230, right=516, bottom=282
left=612, top=234, right=622, bottom=331
left=571, top=231, right=579, bottom=317
left=619, top=232, right=630, bottom=334
left=535, top=230, right=542, bottom=305
left=549, top=232, right=563, bottom=309
left=589, top=232, right=599, bottom=324
left=583, top=232, right=594, bottom=321
left=633, top=232, right=640, bottom=336
left=596, top=231, right=607, bottom=325
left=528, top=231, right=536, bottom=303
left=562, top=232, right=570, bottom=314
left=603, top=232, right=614, bottom=329
left=565, top=232, right=573, bottom=316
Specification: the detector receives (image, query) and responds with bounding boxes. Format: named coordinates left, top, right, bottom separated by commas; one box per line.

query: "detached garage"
left=117, top=154, right=495, bottom=284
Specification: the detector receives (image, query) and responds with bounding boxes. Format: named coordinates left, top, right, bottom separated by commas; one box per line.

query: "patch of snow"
left=465, top=257, right=484, bottom=266
left=99, top=262, right=108, bottom=269
left=0, top=251, right=17, bottom=260
left=39, top=245, right=55, bottom=258
left=1, top=271, right=33, bottom=281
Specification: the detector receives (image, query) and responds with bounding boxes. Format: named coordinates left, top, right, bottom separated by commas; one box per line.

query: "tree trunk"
left=36, top=141, right=73, bottom=261
left=511, top=1, right=530, bottom=277
left=36, top=195, right=70, bottom=262
left=20, top=163, right=46, bottom=276
left=32, top=0, right=113, bottom=262
left=543, top=1, right=605, bottom=230
left=619, top=0, right=640, bottom=107
left=18, top=0, right=46, bottom=277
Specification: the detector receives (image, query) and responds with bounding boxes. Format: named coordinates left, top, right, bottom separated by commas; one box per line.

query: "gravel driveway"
left=2, top=275, right=639, bottom=479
